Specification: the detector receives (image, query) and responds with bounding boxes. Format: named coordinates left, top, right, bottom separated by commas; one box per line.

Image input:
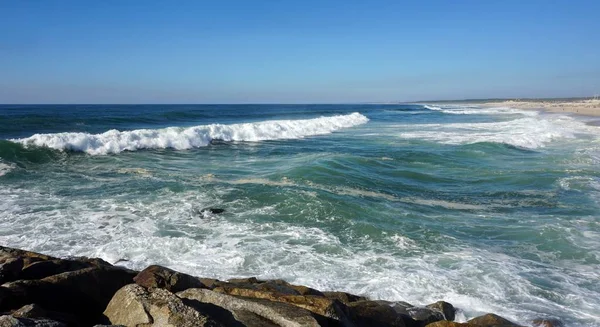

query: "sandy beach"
left=474, top=98, right=600, bottom=117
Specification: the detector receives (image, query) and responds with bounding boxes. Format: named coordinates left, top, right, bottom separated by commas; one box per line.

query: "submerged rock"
left=104, top=284, right=220, bottom=327
left=201, top=208, right=225, bottom=215
left=134, top=265, right=207, bottom=293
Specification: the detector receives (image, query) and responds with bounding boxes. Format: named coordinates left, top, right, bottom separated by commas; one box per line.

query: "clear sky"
left=1, top=0, right=599, bottom=103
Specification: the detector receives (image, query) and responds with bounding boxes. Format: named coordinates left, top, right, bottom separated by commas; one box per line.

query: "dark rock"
left=198, top=278, right=223, bottom=289
left=178, top=288, right=321, bottom=327
left=0, top=258, right=24, bottom=284
left=227, top=277, right=259, bottom=284
left=323, top=291, right=368, bottom=304
left=406, top=307, right=445, bottom=326
left=10, top=304, right=78, bottom=326
left=220, top=279, right=322, bottom=296
left=467, top=313, right=522, bottom=326
left=2, top=267, right=136, bottom=326
left=0, top=315, right=67, bottom=327
left=0, top=247, right=52, bottom=265
left=104, top=284, right=222, bottom=327
left=201, top=208, right=225, bottom=215
left=531, top=318, right=564, bottom=327
left=426, top=301, right=456, bottom=321
left=347, top=300, right=407, bottom=327
left=134, top=265, right=206, bottom=293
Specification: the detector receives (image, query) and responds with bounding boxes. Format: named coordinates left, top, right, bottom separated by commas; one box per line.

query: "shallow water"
left=1, top=104, right=599, bottom=326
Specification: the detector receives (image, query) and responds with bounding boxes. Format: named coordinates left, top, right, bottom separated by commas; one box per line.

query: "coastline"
left=0, top=245, right=560, bottom=327
left=467, top=99, right=600, bottom=117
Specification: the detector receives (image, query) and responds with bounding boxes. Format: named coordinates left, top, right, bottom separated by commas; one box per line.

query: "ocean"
left=0, top=104, right=599, bottom=326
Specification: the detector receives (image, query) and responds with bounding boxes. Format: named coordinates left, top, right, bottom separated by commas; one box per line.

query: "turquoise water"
left=1, top=104, right=599, bottom=326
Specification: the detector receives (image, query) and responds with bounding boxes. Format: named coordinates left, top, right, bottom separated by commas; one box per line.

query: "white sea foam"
left=0, top=162, right=15, bottom=177
left=396, top=115, right=600, bottom=149
left=13, top=113, right=369, bottom=155
left=1, top=185, right=599, bottom=326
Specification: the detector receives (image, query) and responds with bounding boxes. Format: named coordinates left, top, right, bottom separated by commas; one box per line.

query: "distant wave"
left=12, top=113, right=369, bottom=155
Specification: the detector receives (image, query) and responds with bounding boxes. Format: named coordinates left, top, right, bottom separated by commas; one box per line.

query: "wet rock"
left=467, top=313, right=521, bottom=326
left=426, top=301, right=456, bottom=321
left=2, top=267, right=136, bottom=326
left=134, top=265, right=206, bottom=292
left=227, top=277, right=260, bottom=284
left=0, top=315, right=66, bottom=327
left=178, top=288, right=321, bottom=327
left=346, top=300, right=407, bottom=327
left=531, top=318, right=564, bottom=327
left=201, top=208, right=225, bottom=215
left=406, top=307, right=444, bottom=326
left=104, top=284, right=221, bottom=327
left=0, top=258, right=24, bottom=284
left=322, top=291, right=367, bottom=305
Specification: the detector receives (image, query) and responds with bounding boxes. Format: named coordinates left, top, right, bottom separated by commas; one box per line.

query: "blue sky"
left=1, top=0, right=599, bottom=103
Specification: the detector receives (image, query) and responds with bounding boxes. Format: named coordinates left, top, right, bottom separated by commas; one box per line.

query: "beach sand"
left=475, top=99, right=600, bottom=117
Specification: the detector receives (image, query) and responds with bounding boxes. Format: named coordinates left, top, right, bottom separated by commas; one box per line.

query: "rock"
left=104, top=284, right=221, bottom=327
left=0, top=247, right=52, bottom=265
left=467, top=313, right=521, bottom=326
left=178, top=288, right=322, bottom=327
left=426, top=301, right=456, bottom=321
left=220, top=279, right=322, bottom=297
left=2, top=267, right=136, bottom=326
left=0, top=315, right=66, bottom=327
left=201, top=208, right=225, bottom=214
left=198, top=278, right=223, bottom=290
left=134, top=265, right=206, bottom=293
left=406, top=307, right=444, bottom=326
left=0, top=258, right=24, bottom=284
left=531, top=319, right=564, bottom=327
left=346, top=300, right=407, bottom=327
left=212, top=286, right=351, bottom=323
left=424, top=322, right=467, bottom=327
left=322, top=292, right=367, bottom=305
left=10, top=304, right=78, bottom=326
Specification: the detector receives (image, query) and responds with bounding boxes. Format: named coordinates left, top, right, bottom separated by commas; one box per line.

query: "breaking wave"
left=12, top=113, right=369, bottom=155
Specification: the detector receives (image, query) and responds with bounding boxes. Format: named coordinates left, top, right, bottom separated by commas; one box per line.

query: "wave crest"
left=12, top=113, right=369, bottom=155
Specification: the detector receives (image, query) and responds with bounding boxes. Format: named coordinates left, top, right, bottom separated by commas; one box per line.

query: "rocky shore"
left=0, top=246, right=561, bottom=327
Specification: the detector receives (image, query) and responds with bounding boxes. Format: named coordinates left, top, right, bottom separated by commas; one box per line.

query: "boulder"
left=346, top=300, right=407, bottom=327
left=10, top=304, right=78, bottom=326
left=426, top=301, right=456, bottom=321
left=0, top=258, right=24, bottom=284
left=0, top=315, right=66, bottom=327
left=104, top=284, right=220, bottom=327
left=405, top=307, right=444, bottom=326
left=178, top=288, right=321, bottom=327
left=424, top=322, right=468, bottom=327
left=2, top=267, right=136, bottom=326
left=212, top=286, right=351, bottom=323
left=322, top=292, right=367, bottom=305
left=134, top=265, right=206, bottom=293
left=219, top=279, right=322, bottom=297
left=467, top=313, right=522, bottom=326
left=531, top=319, right=564, bottom=327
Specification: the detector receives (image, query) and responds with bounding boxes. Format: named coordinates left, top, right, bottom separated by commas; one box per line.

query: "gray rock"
left=104, top=284, right=221, bottom=327
left=0, top=315, right=66, bottom=327
left=178, top=288, right=322, bottom=327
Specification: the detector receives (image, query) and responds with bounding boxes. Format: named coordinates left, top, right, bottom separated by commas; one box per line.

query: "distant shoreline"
left=423, top=98, right=600, bottom=117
